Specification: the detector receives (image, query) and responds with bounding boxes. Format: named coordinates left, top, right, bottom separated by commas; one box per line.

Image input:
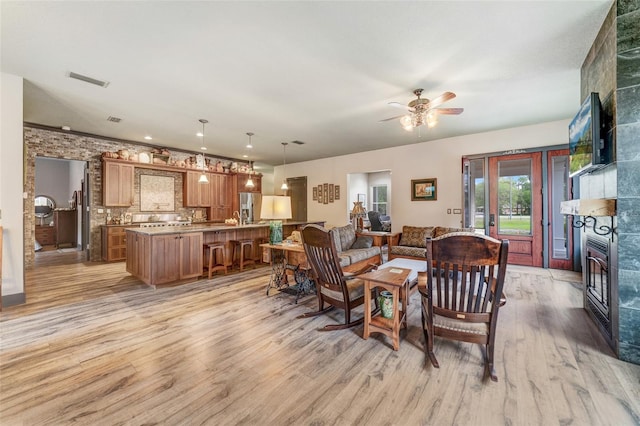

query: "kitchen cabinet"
left=210, top=173, right=233, bottom=221
left=35, top=225, right=56, bottom=246
left=102, top=225, right=136, bottom=261
left=236, top=173, right=262, bottom=193
left=126, top=232, right=150, bottom=283
left=183, top=171, right=212, bottom=207
left=103, top=162, right=134, bottom=206
left=126, top=230, right=202, bottom=286
left=54, top=209, right=77, bottom=248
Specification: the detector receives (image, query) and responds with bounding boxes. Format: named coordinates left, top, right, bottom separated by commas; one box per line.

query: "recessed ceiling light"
left=201, top=147, right=207, bottom=151
left=61, top=126, right=71, bottom=131
left=242, top=154, right=248, bottom=158
left=144, top=135, right=152, bottom=140
left=197, top=132, right=203, bottom=137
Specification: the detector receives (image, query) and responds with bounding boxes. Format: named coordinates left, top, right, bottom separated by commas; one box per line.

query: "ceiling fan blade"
left=434, top=107, right=464, bottom=115
left=426, top=91, right=456, bottom=109
left=388, top=101, right=410, bottom=110
left=379, top=114, right=406, bottom=122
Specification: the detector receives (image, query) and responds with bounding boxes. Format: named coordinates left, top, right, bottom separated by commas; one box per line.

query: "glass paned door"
left=548, top=149, right=572, bottom=270
left=489, top=152, right=543, bottom=267
left=463, top=158, right=486, bottom=233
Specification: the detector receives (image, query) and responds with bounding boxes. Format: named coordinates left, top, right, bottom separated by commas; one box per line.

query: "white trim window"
left=371, top=185, right=388, bottom=215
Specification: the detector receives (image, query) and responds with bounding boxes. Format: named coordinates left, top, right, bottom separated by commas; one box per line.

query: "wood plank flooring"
left=1, top=252, right=639, bottom=425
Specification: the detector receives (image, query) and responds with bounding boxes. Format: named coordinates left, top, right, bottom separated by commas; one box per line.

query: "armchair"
left=368, top=211, right=391, bottom=232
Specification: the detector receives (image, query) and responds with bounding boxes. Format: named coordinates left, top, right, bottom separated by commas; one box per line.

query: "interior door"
left=488, top=152, right=543, bottom=267
left=286, top=177, right=307, bottom=222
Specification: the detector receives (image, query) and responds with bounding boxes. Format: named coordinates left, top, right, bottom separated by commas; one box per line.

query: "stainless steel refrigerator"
left=239, top=192, right=261, bottom=224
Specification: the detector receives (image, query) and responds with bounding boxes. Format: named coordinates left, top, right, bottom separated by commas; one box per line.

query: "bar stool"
left=203, top=242, right=228, bottom=279
left=230, top=239, right=256, bottom=271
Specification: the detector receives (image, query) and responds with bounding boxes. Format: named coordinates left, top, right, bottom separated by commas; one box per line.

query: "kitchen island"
left=125, top=221, right=324, bottom=287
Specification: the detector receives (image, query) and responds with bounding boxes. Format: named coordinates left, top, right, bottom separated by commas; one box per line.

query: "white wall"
left=0, top=73, right=25, bottom=299
left=273, top=119, right=570, bottom=230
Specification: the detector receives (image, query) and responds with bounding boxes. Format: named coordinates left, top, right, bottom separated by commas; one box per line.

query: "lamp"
left=350, top=201, right=367, bottom=231
left=245, top=160, right=255, bottom=188
left=246, top=132, right=254, bottom=149
left=280, top=142, right=288, bottom=191
left=260, top=195, right=292, bottom=244
left=197, top=119, right=209, bottom=184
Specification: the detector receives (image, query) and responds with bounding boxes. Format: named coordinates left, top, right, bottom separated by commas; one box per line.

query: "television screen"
left=568, top=92, right=605, bottom=178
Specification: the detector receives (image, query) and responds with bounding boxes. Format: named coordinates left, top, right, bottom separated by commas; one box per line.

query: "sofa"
left=388, top=225, right=475, bottom=261
left=330, top=224, right=382, bottom=270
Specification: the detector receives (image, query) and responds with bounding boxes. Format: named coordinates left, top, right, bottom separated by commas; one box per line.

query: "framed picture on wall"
left=411, top=178, right=437, bottom=201
left=323, top=183, right=329, bottom=204
left=334, top=185, right=340, bottom=200
left=317, top=185, right=323, bottom=203
left=312, top=186, right=318, bottom=201
left=329, top=184, right=334, bottom=203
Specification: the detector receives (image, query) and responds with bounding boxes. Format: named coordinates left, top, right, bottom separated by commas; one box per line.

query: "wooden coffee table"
left=359, top=267, right=411, bottom=351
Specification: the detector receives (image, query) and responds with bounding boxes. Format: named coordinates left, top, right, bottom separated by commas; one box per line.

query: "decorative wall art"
left=411, top=178, right=437, bottom=201
left=314, top=183, right=340, bottom=204
left=140, top=175, right=175, bottom=211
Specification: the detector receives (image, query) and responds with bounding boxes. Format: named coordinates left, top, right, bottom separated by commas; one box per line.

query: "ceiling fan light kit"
left=385, top=88, right=462, bottom=131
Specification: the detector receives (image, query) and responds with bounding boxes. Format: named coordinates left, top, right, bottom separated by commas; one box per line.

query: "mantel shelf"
left=559, top=198, right=616, bottom=217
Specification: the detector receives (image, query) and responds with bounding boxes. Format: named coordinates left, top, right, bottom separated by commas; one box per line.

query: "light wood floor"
left=1, top=252, right=639, bottom=425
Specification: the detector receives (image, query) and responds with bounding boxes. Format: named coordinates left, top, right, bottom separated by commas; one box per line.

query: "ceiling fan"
left=381, top=89, right=463, bottom=131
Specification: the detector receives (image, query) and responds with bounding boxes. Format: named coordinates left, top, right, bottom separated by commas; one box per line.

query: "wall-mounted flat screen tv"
left=568, top=92, right=608, bottom=177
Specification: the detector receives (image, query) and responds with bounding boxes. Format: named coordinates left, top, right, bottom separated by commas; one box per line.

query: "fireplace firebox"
left=584, top=236, right=615, bottom=349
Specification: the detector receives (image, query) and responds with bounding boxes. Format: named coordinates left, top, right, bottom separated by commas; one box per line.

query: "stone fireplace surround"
left=576, top=1, right=640, bottom=364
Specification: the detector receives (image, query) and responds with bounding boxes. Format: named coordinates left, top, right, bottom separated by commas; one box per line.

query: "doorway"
left=286, top=176, right=307, bottom=222
left=34, top=157, right=87, bottom=258
left=463, top=148, right=572, bottom=270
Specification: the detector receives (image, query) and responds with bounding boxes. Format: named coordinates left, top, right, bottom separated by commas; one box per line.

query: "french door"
left=463, top=149, right=572, bottom=269
left=488, top=152, right=543, bottom=267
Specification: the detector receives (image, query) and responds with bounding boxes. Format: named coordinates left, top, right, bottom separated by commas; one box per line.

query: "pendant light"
left=246, top=132, right=254, bottom=149
left=245, top=160, right=255, bottom=188
left=197, top=119, right=209, bottom=183
left=280, top=142, right=289, bottom=191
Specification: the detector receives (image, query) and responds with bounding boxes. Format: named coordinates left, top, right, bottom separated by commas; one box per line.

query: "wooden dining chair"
left=419, top=232, right=509, bottom=381
left=299, top=224, right=377, bottom=331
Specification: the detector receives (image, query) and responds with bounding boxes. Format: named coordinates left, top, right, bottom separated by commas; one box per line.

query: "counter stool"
left=203, top=242, right=228, bottom=279
left=230, top=239, right=256, bottom=271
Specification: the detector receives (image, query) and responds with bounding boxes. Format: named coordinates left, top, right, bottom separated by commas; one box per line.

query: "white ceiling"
left=1, top=1, right=612, bottom=171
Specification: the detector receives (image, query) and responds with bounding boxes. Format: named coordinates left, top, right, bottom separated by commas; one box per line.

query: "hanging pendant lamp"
left=198, top=119, right=209, bottom=183
left=281, top=142, right=289, bottom=191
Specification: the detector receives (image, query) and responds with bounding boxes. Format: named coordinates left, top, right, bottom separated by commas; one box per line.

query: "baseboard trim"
left=2, top=292, right=26, bottom=308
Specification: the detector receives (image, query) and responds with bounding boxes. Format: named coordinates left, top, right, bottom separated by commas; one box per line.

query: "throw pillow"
left=432, top=226, right=474, bottom=238
left=399, top=226, right=434, bottom=248
left=350, top=236, right=373, bottom=249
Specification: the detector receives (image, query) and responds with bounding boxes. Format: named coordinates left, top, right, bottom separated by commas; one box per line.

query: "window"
left=371, top=185, right=388, bottom=215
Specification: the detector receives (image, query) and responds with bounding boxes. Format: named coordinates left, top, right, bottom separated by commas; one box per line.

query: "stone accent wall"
left=614, top=0, right=640, bottom=365
left=24, top=126, right=230, bottom=267
left=579, top=0, right=640, bottom=365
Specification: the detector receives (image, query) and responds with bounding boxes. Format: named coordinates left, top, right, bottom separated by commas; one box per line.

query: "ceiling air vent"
left=68, top=71, right=110, bottom=88
left=291, top=140, right=305, bottom=145
left=107, top=116, right=122, bottom=123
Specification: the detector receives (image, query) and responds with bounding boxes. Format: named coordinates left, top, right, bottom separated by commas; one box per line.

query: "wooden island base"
left=125, top=221, right=323, bottom=287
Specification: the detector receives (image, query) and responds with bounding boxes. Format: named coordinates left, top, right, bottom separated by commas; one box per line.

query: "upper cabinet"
left=103, top=162, right=134, bottom=206
left=183, top=171, right=211, bottom=207
left=210, top=173, right=233, bottom=221
left=236, top=173, right=262, bottom=193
